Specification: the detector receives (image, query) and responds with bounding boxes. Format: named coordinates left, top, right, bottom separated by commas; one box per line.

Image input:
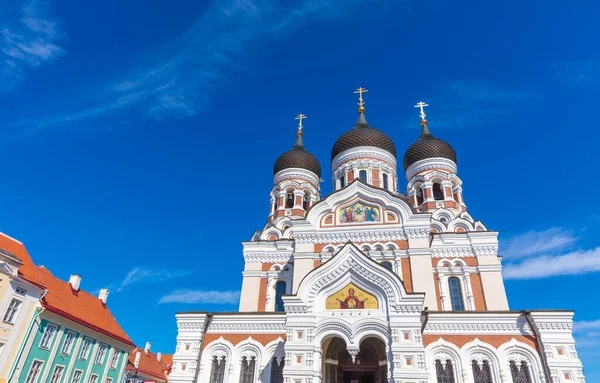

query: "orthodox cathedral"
left=168, top=89, right=585, bottom=383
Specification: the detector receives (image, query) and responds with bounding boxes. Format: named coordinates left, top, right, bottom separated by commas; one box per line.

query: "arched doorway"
left=322, top=337, right=387, bottom=383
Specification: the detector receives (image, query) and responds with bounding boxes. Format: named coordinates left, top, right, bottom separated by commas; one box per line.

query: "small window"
left=25, top=360, right=44, bottom=383
left=303, top=193, right=310, bottom=210
left=105, top=379, right=113, bottom=383
left=359, top=170, right=367, bottom=182
left=40, top=324, right=58, bottom=349
left=274, top=281, right=286, bottom=312
left=89, top=374, right=99, bottom=383
left=433, top=183, right=444, bottom=200
left=381, top=261, right=393, bottom=270
left=110, top=349, right=121, bottom=369
left=61, top=331, right=76, bottom=355
left=72, top=370, right=83, bottom=383
left=3, top=298, right=23, bottom=324
left=16, top=287, right=27, bottom=295
left=181, top=363, right=187, bottom=371
left=49, top=365, right=64, bottom=383
left=339, top=176, right=345, bottom=188
left=79, top=338, right=92, bottom=360
left=94, top=344, right=107, bottom=365
left=383, top=173, right=389, bottom=189
left=448, top=277, right=465, bottom=311
left=285, top=192, right=294, bottom=208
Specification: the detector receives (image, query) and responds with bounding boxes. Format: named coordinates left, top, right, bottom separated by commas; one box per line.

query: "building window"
left=110, top=349, right=121, bottom=369
left=105, top=379, right=113, bottom=383
left=472, top=360, right=493, bottom=383
left=3, top=298, right=23, bottom=323
left=339, top=176, right=345, bottom=188
left=303, top=192, right=310, bottom=210
left=239, top=356, right=256, bottom=383
left=509, top=360, right=532, bottom=383
left=25, top=360, right=44, bottom=383
left=88, top=374, right=98, bottom=383
left=433, top=183, right=444, bottom=200
left=285, top=192, right=294, bottom=208
left=94, top=343, right=107, bottom=365
left=79, top=338, right=92, bottom=360
left=269, top=357, right=284, bottom=383
left=0, top=342, right=4, bottom=356
left=61, top=331, right=76, bottom=355
left=359, top=170, right=367, bottom=182
left=209, top=356, right=227, bottom=383
left=50, top=365, right=65, bottom=383
left=71, top=370, right=83, bottom=383
left=381, top=261, right=393, bottom=270
left=274, top=281, right=286, bottom=312
left=383, top=173, right=389, bottom=189
left=16, top=287, right=27, bottom=295
left=435, top=359, right=455, bottom=383
left=40, top=324, right=58, bottom=349
left=448, top=277, right=465, bottom=311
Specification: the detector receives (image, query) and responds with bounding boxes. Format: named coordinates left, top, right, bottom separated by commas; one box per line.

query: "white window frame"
left=105, top=378, right=113, bottom=383
left=61, top=331, right=76, bottom=355
left=3, top=298, right=23, bottom=324
left=88, top=374, right=99, bottom=383
left=0, top=342, right=4, bottom=356
left=109, top=349, right=120, bottom=369
left=79, top=338, right=92, bottom=360
left=94, top=343, right=108, bottom=365
left=50, top=365, right=65, bottom=383
left=71, top=370, right=83, bottom=383
left=25, top=359, right=44, bottom=383
left=39, top=323, right=58, bottom=349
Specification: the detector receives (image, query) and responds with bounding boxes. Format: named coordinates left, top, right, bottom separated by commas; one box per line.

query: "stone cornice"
left=405, top=157, right=457, bottom=180
left=274, top=168, right=320, bottom=186
left=332, top=146, right=397, bottom=171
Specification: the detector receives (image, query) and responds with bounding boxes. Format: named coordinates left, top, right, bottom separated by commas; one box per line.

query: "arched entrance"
left=322, top=337, right=387, bottom=383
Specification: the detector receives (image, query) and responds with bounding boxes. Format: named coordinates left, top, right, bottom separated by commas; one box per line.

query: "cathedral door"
left=323, top=337, right=387, bottom=383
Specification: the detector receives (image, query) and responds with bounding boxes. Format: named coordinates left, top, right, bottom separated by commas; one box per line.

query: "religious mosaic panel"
left=326, top=283, right=378, bottom=309
left=338, top=201, right=381, bottom=224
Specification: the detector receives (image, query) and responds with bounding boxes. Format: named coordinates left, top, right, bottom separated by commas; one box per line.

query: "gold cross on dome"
left=295, top=113, right=307, bottom=132
left=354, top=87, right=368, bottom=107
left=414, top=101, right=429, bottom=121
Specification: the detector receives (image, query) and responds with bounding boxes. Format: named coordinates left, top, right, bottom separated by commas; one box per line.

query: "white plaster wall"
left=409, top=255, right=439, bottom=310
left=239, top=277, right=260, bottom=312
left=479, top=271, right=509, bottom=310
left=292, top=258, right=314, bottom=293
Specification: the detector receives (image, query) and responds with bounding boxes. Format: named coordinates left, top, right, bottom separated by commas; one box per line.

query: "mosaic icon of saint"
left=336, top=288, right=368, bottom=309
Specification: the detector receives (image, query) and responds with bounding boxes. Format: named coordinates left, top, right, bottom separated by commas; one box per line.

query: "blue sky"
left=1, top=0, right=599, bottom=377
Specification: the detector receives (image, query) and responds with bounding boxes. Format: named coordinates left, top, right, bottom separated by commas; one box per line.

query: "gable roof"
left=0, top=232, right=46, bottom=288
left=37, top=266, right=134, bottom=346
left=127, top=348, right=171, bottom=381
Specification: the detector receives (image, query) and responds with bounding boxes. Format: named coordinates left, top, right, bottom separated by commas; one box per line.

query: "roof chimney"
left=98, top=289, right=109, bottom=304
left=69, top=275, right=82, bottom=291
left=157, top=352, right=162, bottom=361
left=145, top=342, right=151, bottom=354
left=134, top=351, right=142, bottom=368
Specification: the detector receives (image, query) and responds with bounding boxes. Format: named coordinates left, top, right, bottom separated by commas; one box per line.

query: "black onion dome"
left=331, top=112, right=397, bottom=163
left=273, top=134, right=321, bottom=177
left=403, top=122, right=457, bottom=170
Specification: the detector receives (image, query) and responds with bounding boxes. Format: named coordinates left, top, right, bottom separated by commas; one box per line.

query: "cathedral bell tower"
left=331, top=88, right=399, bottom=193
left=270, top=115, right=321, bottom=221
left=403, top=102, right=466, bottom=212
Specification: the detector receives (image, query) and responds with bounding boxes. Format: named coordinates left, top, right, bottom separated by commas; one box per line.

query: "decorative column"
left=462, top=271, right=475, bottom=311
left=437, top=274, right=449, bottom=311
left=265, top=276, right=274, bottom=311
left=394, top=259, right=402, bottom=280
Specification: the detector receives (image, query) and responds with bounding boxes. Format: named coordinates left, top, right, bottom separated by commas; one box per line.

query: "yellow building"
left=0, top=233, right=46, bottom=383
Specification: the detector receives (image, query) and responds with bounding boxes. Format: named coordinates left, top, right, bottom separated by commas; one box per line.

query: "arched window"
left=381, top=261, right=393, bottom=270
left=269, top=357, right=284, bottom=383
left=209, top=356, right=227, bottom=383
left=471, top=360, right=493, bottom=383
left=339, top=176, right=345, bottom=188
left=285, top=192, right=294, bottom=208
left=448, top=277, right=465, bottom=311
left=433, top=183, right=444, bottom=200
left=303, top=192, right=310, bottom=210
left=274, top=281, right=286, bottom=312
left=435, top=359, right=455, bottom=383
left=359, top=170, right=367, bottom=182
left=383, top=173, right=389, bottom=189
left=509, top=360, right=533, bottom=383
left=239, top=356, right=256, bottom=383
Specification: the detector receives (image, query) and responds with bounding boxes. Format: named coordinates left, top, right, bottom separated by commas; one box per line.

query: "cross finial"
left=354, top=87, right=368, bottom=112
left=295, top=113, right=307, bottom=134
left=414, top=101, right=429, bottom=121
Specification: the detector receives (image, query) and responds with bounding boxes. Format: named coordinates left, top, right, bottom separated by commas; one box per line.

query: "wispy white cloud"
left=158, top=289, right=240, bottom=304
left=411, top=80, right=538, bottom=130
left=116, top=267, right=193, bottom=292
left=551, top=59, right=600, bottom=87
left=503, top=247, right=600, bottom=279
left=15, top=0, right=382, bottom=134
left=1, top=0, right=64, bottom=93
left=574, top=319, right=600, bottom=333
left=501, top=227, right=578, bottom=259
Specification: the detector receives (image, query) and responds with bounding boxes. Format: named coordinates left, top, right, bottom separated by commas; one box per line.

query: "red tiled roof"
left=0, top=233, right=46, bottom=288
left=37, top=266, right=134, bottom=346
left=127, top=348, right=171, bottom=381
